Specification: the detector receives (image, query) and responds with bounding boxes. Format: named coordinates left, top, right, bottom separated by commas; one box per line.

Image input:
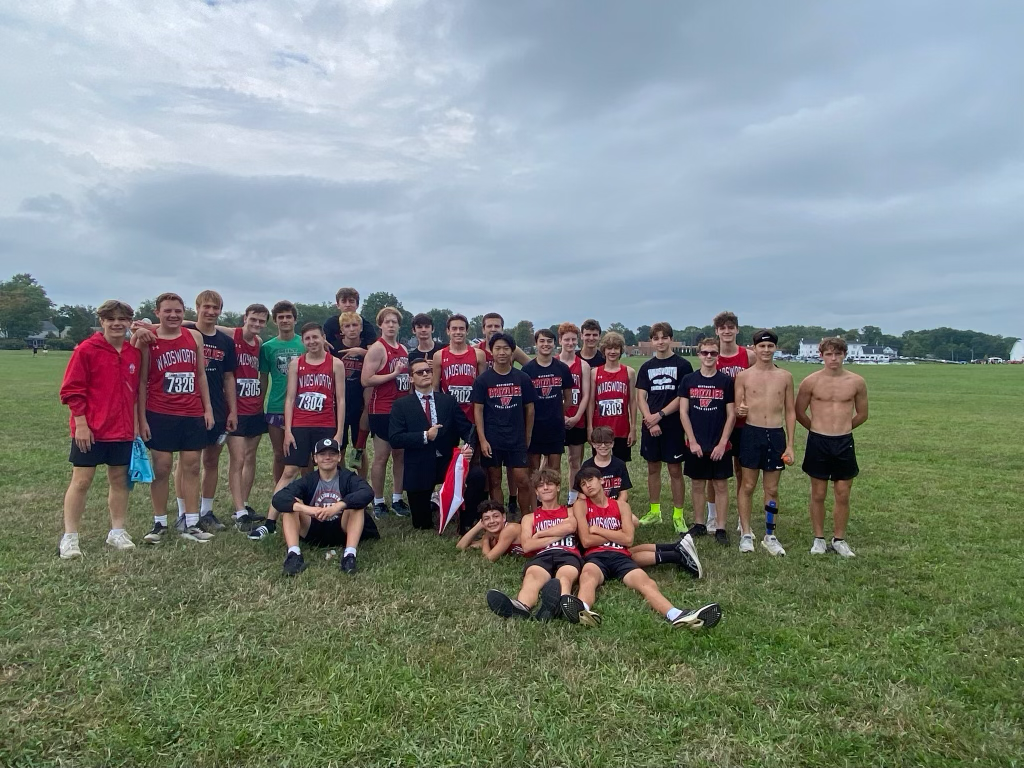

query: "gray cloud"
left=0, top=1, right=1021, bottom=337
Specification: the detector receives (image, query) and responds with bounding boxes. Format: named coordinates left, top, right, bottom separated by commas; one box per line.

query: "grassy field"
left=1, top=350, right=1022, bottom=767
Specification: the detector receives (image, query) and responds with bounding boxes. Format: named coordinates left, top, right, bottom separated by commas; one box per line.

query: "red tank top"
left=717, top=347, right=753, bottom=425
left=439, top=345, right=478, bottom=420
left=583, top=497, right=630, bottom=557
left=502, top=523, right=526, bottom=557
left=233, top=328, right=263, bottom=416
left=477, top=339, right=494, bottom=368
left=531, top=505, right=578, bottom=554
left=592, top=365, right=630, bottom=438
left=146, top=331, right=203, bottom=416
left=368, top=340, right=409, bottom=414
left=562, top=356, right=584, bottom=420
left=292, top=354, right=337, bottom=428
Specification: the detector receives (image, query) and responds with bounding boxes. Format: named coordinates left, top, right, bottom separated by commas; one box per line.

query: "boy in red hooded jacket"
left=58, top=300, right=141, bottom=558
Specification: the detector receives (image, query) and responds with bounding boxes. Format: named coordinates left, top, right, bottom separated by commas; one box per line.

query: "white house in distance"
left=798, top=338, right=898, bottom=361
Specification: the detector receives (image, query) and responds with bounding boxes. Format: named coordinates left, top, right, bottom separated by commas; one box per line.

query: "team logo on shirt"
left=488, top=384, right=522, bottom=409
left=689, top=386, right=724, bottom=410
left=128, top=363, right=136, bottom=374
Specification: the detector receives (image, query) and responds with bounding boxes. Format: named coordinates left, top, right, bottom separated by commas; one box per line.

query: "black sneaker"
left=486, top=589, right=532, bottom=619
left=676, top=533, right=704, bottom=579
left=340, top=554, right=357, bottom=574
left=507, top=496, right=519, bottom=518
left=143, top=522, right=167, bottom=545
left=283, top=551, right=307, bottom=576
left=198, top=512, right=226, bottom=533
left=248, top=521, right=275, bottom=540
left=687, top=523, right=708, bottom=538
left=392, top=499, right=411, bottom=517
left=714, top=529, right=729, bottom=546
left=534, top=578, right=562, bottom=622
left=234, top=513, right=257, bottom=532
left=671, top=603, right=722, bottom=630
left=373, top=502, right=389, bottom=520
left=558, top=594, right=602, bottom=627
left=349, top=448, right=364, bottom=469
left=244, top=504, right=259, bottom=518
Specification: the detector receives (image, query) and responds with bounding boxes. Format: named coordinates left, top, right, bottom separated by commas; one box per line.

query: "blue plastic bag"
left=128, top=437, right=154, bottom=489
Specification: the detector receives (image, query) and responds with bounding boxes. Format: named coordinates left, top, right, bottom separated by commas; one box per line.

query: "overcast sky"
left=1, top=1, right=1021, bottom=336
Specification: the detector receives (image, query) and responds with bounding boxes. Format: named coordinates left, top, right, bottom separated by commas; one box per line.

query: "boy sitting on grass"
left=486, top=469, right=581, bottom=622
left=457, top=501, right=524, bottom=561
left=573, top=425, right=632, bottom=502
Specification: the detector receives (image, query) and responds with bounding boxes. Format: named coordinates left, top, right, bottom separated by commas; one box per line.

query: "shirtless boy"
left=734, top=329, right=795, bottom=557
left=795, top=337, right=868, bottom=558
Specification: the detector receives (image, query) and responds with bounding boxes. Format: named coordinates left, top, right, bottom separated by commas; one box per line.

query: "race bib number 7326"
left=163, top=372, right=195, bottom=394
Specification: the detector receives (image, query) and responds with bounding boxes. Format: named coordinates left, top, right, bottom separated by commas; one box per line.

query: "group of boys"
left=58, top=293, right=868, bottom=602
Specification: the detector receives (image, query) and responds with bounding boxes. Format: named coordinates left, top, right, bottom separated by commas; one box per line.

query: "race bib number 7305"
left=237, top=378, right=261, bottom=398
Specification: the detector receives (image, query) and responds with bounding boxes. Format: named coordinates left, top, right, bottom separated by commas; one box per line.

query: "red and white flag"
left=437, top=447, right=468, bottom=534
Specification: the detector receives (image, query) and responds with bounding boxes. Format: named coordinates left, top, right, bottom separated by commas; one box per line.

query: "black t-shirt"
left=574, top=456, right=632, bottom=499
left=522, top=358, right=574, bottom=444
left=637, top=354, right=693, bottom=420
left=679, top=370, right=735, bottom=452
left=407, top=342, right=443, bottom=364
left=337, top=342, right=364, bottom=411
left=183, top=323, right=236, bottom=422
left=471, top=367, right=537, bottom=451
left=580, top=350, right=606, bottom=369
left=324, top=315, right=377, bottom=358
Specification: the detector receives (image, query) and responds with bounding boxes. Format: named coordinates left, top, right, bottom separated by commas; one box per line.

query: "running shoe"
left=105, top=530, right=136, bottom=551
left=373, top=502, right=389, bottom=520
left=283, top=551, right=307, bottom=576
left=830, top=538, right=856, bottom=558
left=534, top=578, right=562, bottom=622
left=340, top=554, right=358, bottom=574
left=143, top=522, right=167, bottom=545
left=181, top=525, right=214, bottom=543
left=714, top=529, right=729, bottom=546
left=559, top=594, right=602, bottom=627
left=486, top=589, right=531, bottom=619
left=392, top=499, right=411, bottom=517
left=738, top=533, right=755, bottom=553
left=198, top=512, right=226, bottom=533
left=761, top=535, right=786, bottom=557
left=810, top=537, right=828, bottom=555
left=349, top=448, right=364, bottom=469
left=676, top=534, right=703, bottom=579
left=671, top=603, right=722, bottom=630
left=687, top=523, right=708, bottom=538
left=638, top=509, right=662, bottom=526
left=247, top=522, right=275, bottom=541
left=672, top=508, right=686, bottom=533
left=58, top=536, right=83, bottom=559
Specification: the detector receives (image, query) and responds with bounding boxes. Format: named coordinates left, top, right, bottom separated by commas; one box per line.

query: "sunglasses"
left=699, top=350, right=720, bottom=357
left=412, top=369, right=432, bottom=375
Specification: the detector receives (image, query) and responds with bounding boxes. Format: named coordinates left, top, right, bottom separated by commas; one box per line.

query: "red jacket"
left=60, top=332, right=141, bottom=441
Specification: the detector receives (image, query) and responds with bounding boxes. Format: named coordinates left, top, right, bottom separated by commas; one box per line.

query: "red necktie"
left=423, top=394, right=432, bottom=426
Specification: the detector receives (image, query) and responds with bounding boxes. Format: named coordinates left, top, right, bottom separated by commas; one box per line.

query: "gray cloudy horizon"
left=1, top=1, right=1022, bottom=337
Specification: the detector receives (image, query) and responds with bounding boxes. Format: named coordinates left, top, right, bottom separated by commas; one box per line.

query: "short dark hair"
left=412, top=313, right=433, bottom=329
left=650, top=322, right=673, bottom=339
left=590, top=425, right=615, bottom=444
left=581, top=319, right=601, bottom=334
left=446, top=313, right=469, bottom=330
left=483, top=312, right=504, bottom=327
left=300, top=322, right=323, bottom=337
left=244, top=303, right=270, bottom=318
left=534, top=328, right=555, bottom=342
left=713, top=311, right=738, bottom=329
left=409, top=358, right=432, bottom=372
left=820, top=337, right=847, bottom=355
left=488, top=332, right=516, bottom=352
left=272, top=301, right=297, bottom=320
left=478, top=500, right=506, bottom=517
left=97, top=300, right=134, bottom=321
left=155, top=292, right=184, bottom=311
left=531, top=468, right=561, bottom=488
left=335, top=287, right=359, bottom=304
left=576, top=466, right=603, bottom=485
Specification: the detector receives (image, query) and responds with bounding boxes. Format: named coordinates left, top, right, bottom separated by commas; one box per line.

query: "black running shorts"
left=802, top=431, right=859, bottom=481
left=230, top=414, right=268, bottom=438
left=302, top=510, right=380, bottom=547
left=523, top=549, right=583, bottom=577
left=684, top=451, right=734, bottom=480
left=368, top=413, right=391, bottom=439
left=584, top=550, right=640, bottom=581
left=640, top=420, right=685, bottom=464
left=69, top=439, right=133, bottom=468
left=145, top=411, right=206, bottom=453
left=738, top=426, right=786, bottom=472
left=284, top=426, right=335, bottom=467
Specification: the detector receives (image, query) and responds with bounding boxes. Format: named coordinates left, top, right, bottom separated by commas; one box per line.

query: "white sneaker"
left=706, top=510, right=718, bottom=532
left=810, top=538, right=827, bottom=555
left=830, top=538, right=856, bottom=558
left=106, top=530, right=136, bottom=551
left=738, top=533, right=755, bottom=553
left=181, top=526, right=214, bottom=543
left=761, top=535, right=786, bottom=557
left=59, top=536, right=83, bottom=559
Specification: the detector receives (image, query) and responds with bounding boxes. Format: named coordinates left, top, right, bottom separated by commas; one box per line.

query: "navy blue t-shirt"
left=522, top=358, right=573, bottom=445
left=471, top=367, right=537, bottom=451
left=679, top=370, right=734, bottom=452
left=184, top=323, right=236, bottom=423
left=637, top=354, right=693, bottom=415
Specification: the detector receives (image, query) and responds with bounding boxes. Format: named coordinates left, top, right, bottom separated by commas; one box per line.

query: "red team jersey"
left=717, top=346, right=753, bottom=426
left=583, top=497, right=630, bottom=557
left=146, top=331, right=203, bottom=416
left=439, top=346, right=478, bottom=420
left=592, top=365, right=630, bottom=438
left=292, top=354, right=337, bottom=428
left=233, top=328, right=263, bottom=416
left=476, top=339, right=494, bottom=367
left=563, top=356, right=584, bottom=421
left=368, top=340, right=410, bottom=415
left=530, top=505, right=578, bottom=555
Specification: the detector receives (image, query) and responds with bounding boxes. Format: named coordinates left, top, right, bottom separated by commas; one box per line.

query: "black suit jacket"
left=389, top=391, right=476, bottom=491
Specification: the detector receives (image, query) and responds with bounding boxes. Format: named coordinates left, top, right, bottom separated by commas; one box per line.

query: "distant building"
left=798, top=339, right=821, bottom=358
left=799, top=337, right=898, bottom=361
left=635, top=340, right=696, bottom=356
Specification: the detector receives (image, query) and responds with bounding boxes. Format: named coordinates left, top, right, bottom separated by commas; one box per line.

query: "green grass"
left=2, top=350, right=1022, bottom=767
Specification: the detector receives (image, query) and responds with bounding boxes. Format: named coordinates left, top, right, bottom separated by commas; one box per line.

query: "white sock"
left=234, top=509, right=248, bottom=519
left=176, top=498, right=186, bottom=517
left=568, top=490, right=578, bottom=504
left=666, top=607, right=682, bottom=622
left=374, top=497, right=385, bottom=505
left=154, top=515, right=168, bottom=526
left=288, top=545, right=301, bottom=556
left=583, top=601, right=591, bottom=611
left=185, top=513, right=199, bottom=527
left=392, top=493, right=403, bottom=504
left=344, top=546, right=357, bottom=557
left=707, top=502, right=716, bottom=516
left=201, top=497, right=214, bottom=514
left=109, top=528, right=125, bottom=537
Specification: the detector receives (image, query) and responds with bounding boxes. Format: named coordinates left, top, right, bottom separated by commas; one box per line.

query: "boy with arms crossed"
left=680, top=337, right=736, bottom=545
left=560, top=468, right=721, bottom=630
left=796, top=337, right=868, bottom=558
left=485, top=470, right=579, bottom=621
left=734, top=329, right=795, bottom=556
left=557, top=322, right=592, bottom=504
left=636, top=322, right=693, bottom=531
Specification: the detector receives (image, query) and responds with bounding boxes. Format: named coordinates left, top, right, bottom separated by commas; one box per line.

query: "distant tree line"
left=0, top=273, right=1017, bottom=360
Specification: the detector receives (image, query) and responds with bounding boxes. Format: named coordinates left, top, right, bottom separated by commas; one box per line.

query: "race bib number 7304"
left=297, top=392, right=326, bottom=412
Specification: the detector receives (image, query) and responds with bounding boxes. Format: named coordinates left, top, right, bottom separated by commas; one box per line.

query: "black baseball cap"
left=313, top=437, right=342, bottom=455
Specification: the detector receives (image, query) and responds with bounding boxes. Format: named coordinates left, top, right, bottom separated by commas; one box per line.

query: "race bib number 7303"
left=599, top=400, right=623, bottom=417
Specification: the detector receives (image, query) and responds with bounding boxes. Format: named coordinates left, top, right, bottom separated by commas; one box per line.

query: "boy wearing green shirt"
left=259, top=301, right=305, bottom=485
